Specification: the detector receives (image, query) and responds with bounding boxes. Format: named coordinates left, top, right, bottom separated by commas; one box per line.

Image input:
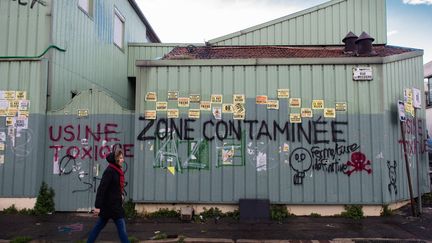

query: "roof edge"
left=208, top=0, right=346, bottom=44
left=128, top=43, right=205, bottom=47
left=127, top=0, right=161, bottom=43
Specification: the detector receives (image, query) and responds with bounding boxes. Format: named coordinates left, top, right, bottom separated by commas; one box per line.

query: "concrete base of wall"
left=0, top=198, right=36, bottom=210
left=135, top=201, right=410, bottom=217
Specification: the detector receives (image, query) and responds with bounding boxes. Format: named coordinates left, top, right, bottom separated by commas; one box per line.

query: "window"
left=114, top=8, right=125, bottom=49
left=78, top=0, right=93, bottom=17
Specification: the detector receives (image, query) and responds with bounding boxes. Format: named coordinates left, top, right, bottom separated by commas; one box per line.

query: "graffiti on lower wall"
left=11, top=0, right=46, bottom=8
left=387, top=160, right=398, bottom=195
left=398, top=118, right=426, bottom=157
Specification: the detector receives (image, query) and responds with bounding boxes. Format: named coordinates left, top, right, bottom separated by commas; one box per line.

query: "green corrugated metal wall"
left=0, top=59, right=48, bottom=197
left=45, top=90, right=134, bottom=211
left=209, top=0, right=387, bottom=46
left=133, top=58, right=426, bottom=204
left=49, top=0, right=150, bottom=111
left=0, top=0, right=51, bottom=57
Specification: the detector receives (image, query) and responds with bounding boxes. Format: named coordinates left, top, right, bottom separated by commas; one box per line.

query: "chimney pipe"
left=355, top=31, right=377, bottom=56
left=342, top=31, right=358, bottom=54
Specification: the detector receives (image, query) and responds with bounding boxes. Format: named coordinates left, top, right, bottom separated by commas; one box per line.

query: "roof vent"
left=355, top=32, right=377, bottom=56
left=342, top=31, right=358, bottom=54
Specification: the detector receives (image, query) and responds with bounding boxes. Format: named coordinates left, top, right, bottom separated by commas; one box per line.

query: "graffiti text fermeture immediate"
left=137, top=117, right=348, bottom=144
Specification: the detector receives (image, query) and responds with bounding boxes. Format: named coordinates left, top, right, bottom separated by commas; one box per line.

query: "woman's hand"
left=92, top=208, right=100, bottom=216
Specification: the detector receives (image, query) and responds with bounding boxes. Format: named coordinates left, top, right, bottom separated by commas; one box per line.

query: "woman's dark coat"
left=95, top=153, right=125, bottom=219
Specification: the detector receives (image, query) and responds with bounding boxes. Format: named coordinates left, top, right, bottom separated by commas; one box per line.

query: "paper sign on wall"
left=168, top=91, right=178, bottom=100
left=290, top=114, right=302, bottom=123
left=277, top=89, right=289, bottom=99
left=14, top=117, right=28, bottom=129
left=289, top=98, right=301, bottom=108
left=188, top=109, right=200, bottom=119
left=301, top=108, right=313, bottom=117
left=6, top=117, right=14, bottom=126
left=18, top=100, right=30, bottom=111
left=222, top=104, right=233, bottom=113
left=9, top=100, right=19, bottom=109
left=145, top=92, right=157, bottom=101
left=233, top=103, right=245, bottom=115
left=16, top=91, right=27, bottom=100
left=200, top=101, right=211, bottom=111
left=4, top=91, right=16, bottom=100
left=156, top=102, right=168, bottom=111
left=178, top=97, right=190, bottom=107
left=0, top=143, right=4, bottom=151
left=190, top=94, right=201, bottom=103
left=0, top=132, right=5, bottom=142
left=267, top=100, right=279, bottom=110
left=233, top=94, right=245, bottom=104
left=398, top=100, right=406, bottom=122
left=7, top=108, right=18, bottom=117
left=312, top=100, right=324, bottom=109
left=211, top=95, right=223, bottom=104
left=77, top=109, right=88, bottom=117
left=412, top=88, right=421, bottom=108
left=335, top=102, right=347, bottom=111
left=324, top=108, right=336, bottom=118
left=145, top=110, right=157, bottom=120
left=0, top=155, right=4, bottom=165
left=213, top=107, right=222, bottom=120
left=233, top=113, right=245, bottom=120
left=256, top=95, right=268, bottom=105
left=167, top=109, right=179, bottom=118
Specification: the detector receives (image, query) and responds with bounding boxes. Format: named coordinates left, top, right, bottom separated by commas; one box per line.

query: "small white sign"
left=353, top=67, right=373, bottom=81
left=398, top=100, right=406, bottom=122
left=412, top=88, right=421, bottom=109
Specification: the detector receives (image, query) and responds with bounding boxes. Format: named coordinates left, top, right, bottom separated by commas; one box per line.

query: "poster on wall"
left=301, top=108, right=313, bottom=117
left=0, top=132, right=5, bottom=142
left=6, top=117, right=14, bottom=126
left=168, top=91, right=178, bottom=100
left=290, top=113, right=301, bottom=123
left=289, top=98, right=301, bottom=108
left=277, top=89, right=290, bottom=99
left=233, top=94, right=245, bottom=104
left=145, top=110, right=157, bottom=120
left=335, top=102, right=347, bottom=111
left=256, top=95, right=268, bottom=105
left=18, top=100, right=30, bottom=111
left=213, top=107, right=222, bottom=120
left=53, top=156, right=60, bottom=175
left=14, top=117, right=28, bottom=129
left=398, top=100, right=406, bottom=122
left=312, top=100, right=324, bottom=109
left=222, top=147, right=234, bottom=165
left=222, top=104, right=233, bottom=113
left=188, top=109, right=200, bottom=119
left=200, top=101, right=211, bottom=111
left=16, top=91, right=27, bottom=100
left=0, top=155, right=4, bottom=165
left=190, top=94, right=201, bottom=103
left=145, top=92, right=157, bottom=101
left=412, top=88, right=421, bottom=108
left=178, top=97, right=190, bottom=107
left=324, top=108, right=336, bottom=118
left=233, top=103, right=245, bottom=115
left=0, top=143, right=4, bottom=151
left=211, top=95, right=223, bottom=104
left=267, top=100, right=279, bottom=110
left=156, top=102, right=168, bottom=111
left=4, top=91, right=16, bottom=100
left=167, top=109, right=179, bottom=118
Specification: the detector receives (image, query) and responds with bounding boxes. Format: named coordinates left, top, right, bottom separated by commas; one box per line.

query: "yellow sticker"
left=178, top=97, right=190, bottom=107
left=312, top=100, right=324, bottom=109
left=335, top=102, right=347, bottom=111
left=188, top=109, right=200, bottom=119
left=267, top=100, right=279, bottom=110
left=211, top=95, right=223, bottom=104
left=200, top=101, right=211, bottom=111
left=16, top=91, right=27, bottom=100
left=4, top=91, right=16, bottom=100
left=256, top=95, right=268, bottom=105
left=167, top=109, right=179, bottom=118
left=167, top=166, right=176, bottom=175
left=233, top=103, right=245, bottom=115
left=0, top=143, right=4, bottom=151
left=18, top=110, right=29, bottom=117
left=7, top=108, right=18, bottom=117
left=145, top=92, right=157, bottom=101
left=301, top=108, right=313, bottom=118
left=324, top=108, right=336, bottom=118
left=289, top=98, right=301, bottom=108
left=156, top=102, right=168, bottom=111
left=168, top=91, right=178, bottom=100
left=277, top=89, right=290, bottom=99
left=77, top=109, right=89, bottom=117
left=6, top=117, right=14, bottom=126
left=145, top=110, right=157, bottom=120
left=189, top=94, right=201, bottom=103
left=0, top=109, right=6, bottom=116
left=9, top=100, right=20, bottom=109
left=233, top=94, right=245, bottom=104
left=222, top=104, right=233, bottom=113
left=290, top=113, right=302, bottom=123
left=233, top=113, right=245, bottom=120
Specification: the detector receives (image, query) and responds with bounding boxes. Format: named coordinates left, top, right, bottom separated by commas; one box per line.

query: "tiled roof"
left=163, top=45, right=415, bottom=60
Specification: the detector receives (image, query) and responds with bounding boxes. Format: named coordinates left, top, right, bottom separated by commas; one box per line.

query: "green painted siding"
left=209, top=0, right=387, bottom=46
left=49, top=0, right=152, bottom=111
left=132, top=60, right=423, bottom=204
left=0, top=0, right=51, bottom=57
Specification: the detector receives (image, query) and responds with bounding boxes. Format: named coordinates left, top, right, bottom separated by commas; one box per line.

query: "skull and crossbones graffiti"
left=344, top=152, right=372, bottom=176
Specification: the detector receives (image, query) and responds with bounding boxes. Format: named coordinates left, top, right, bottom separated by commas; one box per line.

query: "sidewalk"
left=1, top=205, right=431, bottom=243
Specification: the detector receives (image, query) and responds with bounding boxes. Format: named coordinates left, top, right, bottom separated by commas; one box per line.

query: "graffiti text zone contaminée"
left=48, top=123, right=134, bottom=161
left=138, top=117, right=348, bottom=144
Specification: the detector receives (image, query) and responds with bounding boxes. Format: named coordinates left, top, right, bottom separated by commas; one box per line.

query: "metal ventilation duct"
left=342, top=31, right=358, bottom=54
left=355, top=31, right=377, bottom=56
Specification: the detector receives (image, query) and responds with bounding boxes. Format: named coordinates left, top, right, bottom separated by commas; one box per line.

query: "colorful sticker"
left=289, top=98, right=301, bottom=108
left=156, top=102, right=168, bottom=111
left=189, top=94, right=201, bottom=103
left=213, top=107, right=222, bottom=120
left=178, top=97, right=190, bottom=107
left=256, top=95, right=268, bottom=105
left=168, top=91, right=178, bottom=100
left=222, top=147, right=235, bottom=165
left=145, top=92, right=157, bottom=101
left=188, top=109, right=200, bottom=119
left=200, top=101, right=211, bottom=111
left=211, top=95, right=223, bottom=104
left=277, top=89, right=290, bottom=99
left=290, top=113, right=302, bottom=123
left=324, top=108, right=336, bottom=118
left=283, top=143, right=289, bottom=152
left=267, top=100, right=279, bottom=110
left=335, top=102, right=347, bottom=111
left=301, top=108, right=313, bottom=118
left=16, top=91, right=27, bottom=100
left=6, top=117, right=14, bottom=126
left=167, top=109, right=179, bottom=118
left=222, top=104, right=233, bottom=113
left=312, top=100, right=324, bottom=109
left=233, top=94, right=245, bottom=104
left=145, top=110, right=157, bottom=120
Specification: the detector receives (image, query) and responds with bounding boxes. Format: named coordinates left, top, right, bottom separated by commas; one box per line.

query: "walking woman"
left=87, top=148, right=129, bottom=243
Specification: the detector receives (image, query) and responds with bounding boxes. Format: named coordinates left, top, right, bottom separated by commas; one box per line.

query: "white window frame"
left=113, top=7, right=125, bottom=50
left=78, top=0, right=93, bottom=18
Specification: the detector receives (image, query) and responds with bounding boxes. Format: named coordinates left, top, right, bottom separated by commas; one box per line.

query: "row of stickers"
left=144, top=90, right=347, bottom=122
left=0, top=91, right=30, bottom=129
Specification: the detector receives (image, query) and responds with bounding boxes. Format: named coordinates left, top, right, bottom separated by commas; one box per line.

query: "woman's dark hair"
left=114, top=148, right=124, bottom=162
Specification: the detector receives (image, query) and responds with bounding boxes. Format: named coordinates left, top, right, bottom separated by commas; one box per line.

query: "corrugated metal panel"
left=0, top=0, right=50, bottom=57
left=0, top=60, right=48, bottom=197
left=382, top=56, right=429, bottom=203
left=49, top=0, right=151, bottom=111
left=133, top=62, right=404, bottom=204
left=209, top=0, right=387, bottom=46
left=127, top=44, right=200, bottom=78
left=45, top=90, right=134, bottom=211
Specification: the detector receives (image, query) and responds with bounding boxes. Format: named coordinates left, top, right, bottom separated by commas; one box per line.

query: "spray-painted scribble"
left=344, top=152, right=372, bottom=176
left=387, top=160, right=398, bottom=195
